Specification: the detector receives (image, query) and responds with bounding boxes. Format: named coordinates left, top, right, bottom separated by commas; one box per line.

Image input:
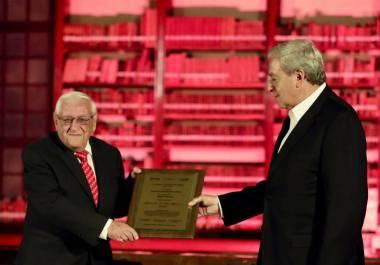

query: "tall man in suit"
left=16, top=91, right=139, bottom=265
left=189, top=39, right=368, bottom=265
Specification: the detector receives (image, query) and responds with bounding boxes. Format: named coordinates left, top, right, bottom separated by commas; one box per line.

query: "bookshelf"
left=51, top=0, right=276, bottom=235
left=0, top=0, right=377, bottom=254
left=52, top=0, right=380, bottom=236
left=160, top=8, right=274, bottom=216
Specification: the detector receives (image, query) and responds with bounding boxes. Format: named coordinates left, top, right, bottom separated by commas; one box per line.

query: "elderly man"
left=189, top=39, right=368, bottom=265
left=16, top=91, right=139, bottom=265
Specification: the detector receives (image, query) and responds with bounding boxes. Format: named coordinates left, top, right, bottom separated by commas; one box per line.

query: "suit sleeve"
left=22, top=146, right=108, bottom=246
left=112, top=149, right=134, bottom=218
left=316, top=111, right=367, bottom=264
left=218, top=180, right=266, bottom=226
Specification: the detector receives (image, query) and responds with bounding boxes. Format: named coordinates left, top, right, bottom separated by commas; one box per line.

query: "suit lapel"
left=268, top=116, right=290, bottom=170
left=50, top=133, right=96, bottom=205
left=268, top=86, right=333, bottom=177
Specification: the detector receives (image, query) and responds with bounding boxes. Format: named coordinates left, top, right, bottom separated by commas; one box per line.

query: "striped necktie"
left=75, top=150, right=99, bottom=207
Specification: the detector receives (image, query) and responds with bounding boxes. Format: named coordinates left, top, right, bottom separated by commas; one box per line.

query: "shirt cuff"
left=217, top=196, right=224, bottom=219
left=99, top=219, right=113, bottom=240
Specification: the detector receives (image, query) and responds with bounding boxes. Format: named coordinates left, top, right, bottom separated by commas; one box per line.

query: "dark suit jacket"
left=15, top=132, right=134, bottom=265
left=219, top=86, right=368, bottom=265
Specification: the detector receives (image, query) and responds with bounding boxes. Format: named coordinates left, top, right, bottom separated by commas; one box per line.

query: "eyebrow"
left=60, top=115, right=92, bottom=118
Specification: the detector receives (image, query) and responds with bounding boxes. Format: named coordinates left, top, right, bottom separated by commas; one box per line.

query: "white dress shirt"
left=278, top=83, right=326, bottom=152
left=78, top=142, right=112, bottom=240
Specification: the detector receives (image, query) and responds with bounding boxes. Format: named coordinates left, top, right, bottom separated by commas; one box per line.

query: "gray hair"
left=55, top=91, right=97, bottom=115
left=268, top=39, right=326, bottom=85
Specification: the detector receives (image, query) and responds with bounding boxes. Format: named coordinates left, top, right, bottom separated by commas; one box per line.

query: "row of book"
left=168, top=164, right=266, bottom=178
left=164, top=139, right=264, bottom=147
left=1, top=166, right=378, bottom=198
left=363, top=188, right=378, bottom=232
left=64, top=11, right=380, bottom=51
left=0, top=196, right=26, bottom=212
left=63, top=89, right=153, bottom=117
left=74, top=89, right=379, bottom=111
left=339, top=91, right=380, bottom=120
left=368, top=168, right=379, bottom=178
left=63, top=50, right=154, bottom=84
left=166, top=124, right=264, bottom=137
left=75, top=89, right=380, bottom=122
left=77, top=87, right=261, bottom=106
left=363, top=124, right=379, bottom=149
left=64, top=22, right=141, bottom=49
left=335, top=90, right=379, bottom=113
left=337, top=90, right=380, bottom=105
left=163, top=133, right=265, bottom=147
left=69, top=88, right=153, bottom=104
left=62, top=53, right=264, bottom=85
left=166, top=94, right=263, bottom=104
left=64, top=10, right=265, bottom=50
left=95, top=122, right=152, bottom=147
left=279, top=20, right=380, bottom=50
left=364, top=233, right=380, bottom=258
left=165, top=16, right=265, bottom=49
left=362, top=123, right=379, bottom=136
left=95, top=125, right=265, bottom=147
left=324, top=55, right=380, bottom=85
left=62, top=55, right=380, bottom=87
left=96, top=107, right=153, bottom=117
left=165, top=53, right=262, bottom=85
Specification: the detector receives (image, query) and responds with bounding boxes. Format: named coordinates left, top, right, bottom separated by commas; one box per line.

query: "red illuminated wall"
left=69, top=0, right=379, bottom=17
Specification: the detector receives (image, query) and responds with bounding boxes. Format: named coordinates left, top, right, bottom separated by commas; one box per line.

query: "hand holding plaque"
left=127, top=169, right=205, bottom=238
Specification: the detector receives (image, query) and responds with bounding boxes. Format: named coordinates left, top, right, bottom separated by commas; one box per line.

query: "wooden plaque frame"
left=127, top=169, right=205, bottom=238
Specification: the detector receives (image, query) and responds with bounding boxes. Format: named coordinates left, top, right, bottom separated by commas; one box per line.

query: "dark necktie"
left=274, top=116, right=290, bottom=155
left=75, top=150, right=99, bottom=207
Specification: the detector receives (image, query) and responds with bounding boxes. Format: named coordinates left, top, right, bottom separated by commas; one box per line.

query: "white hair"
left=54, top=91, right=97, bottom=115
left=268, top=39, right=326, bottom=85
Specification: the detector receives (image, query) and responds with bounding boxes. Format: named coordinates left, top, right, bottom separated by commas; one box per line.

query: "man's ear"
left=295, top=69, right=305, bottom=80
left=295, top=69, right=305, bottom=88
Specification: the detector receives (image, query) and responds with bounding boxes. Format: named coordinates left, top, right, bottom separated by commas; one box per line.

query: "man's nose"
left=68, top=119, right=82, bottom=130
left=266, top=82, right=273, bottom=92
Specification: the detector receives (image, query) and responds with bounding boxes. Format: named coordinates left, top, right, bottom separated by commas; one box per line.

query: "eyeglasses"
left=56, top=115, right=94, bottom=126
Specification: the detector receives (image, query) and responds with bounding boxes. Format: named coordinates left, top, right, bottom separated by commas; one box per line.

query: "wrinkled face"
left=267, top=59, right=301, bottom=109
left=54, top=99, right=97, bottom=152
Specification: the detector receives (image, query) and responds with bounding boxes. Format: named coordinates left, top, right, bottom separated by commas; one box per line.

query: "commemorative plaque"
left=127, top=169, right=205, bottom=238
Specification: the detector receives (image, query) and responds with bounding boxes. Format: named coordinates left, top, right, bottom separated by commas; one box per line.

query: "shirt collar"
left=85, top=141, right=93, bottom=156
left=288, top=83, right=326, bottom=124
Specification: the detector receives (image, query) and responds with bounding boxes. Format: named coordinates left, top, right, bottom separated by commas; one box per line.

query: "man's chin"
left=66, top=137, right=86, bottom=151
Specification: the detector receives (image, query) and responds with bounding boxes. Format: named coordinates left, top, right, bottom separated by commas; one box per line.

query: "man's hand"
left=130, top=167, right=142, bottom=178
left=108, top=221, right=139, bottom=242
left=188, top=195, right=220, bottom=217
